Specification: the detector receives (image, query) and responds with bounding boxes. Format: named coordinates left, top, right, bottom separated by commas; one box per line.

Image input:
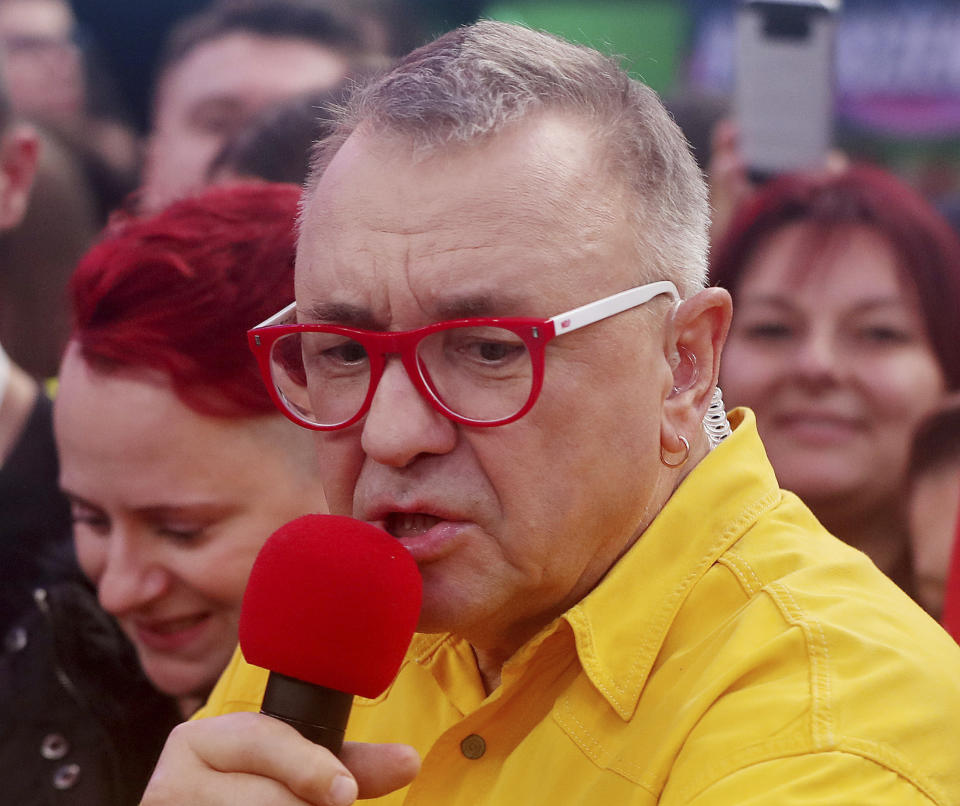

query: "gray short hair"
left=307, top=20, right=709, bottom=295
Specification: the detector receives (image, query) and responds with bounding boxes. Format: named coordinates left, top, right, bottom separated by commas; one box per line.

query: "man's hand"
left=140, top=712, right=421, bottom=805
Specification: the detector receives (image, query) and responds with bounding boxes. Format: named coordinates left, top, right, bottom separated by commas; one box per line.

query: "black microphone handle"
left=260, top=671, right=354, bottom=754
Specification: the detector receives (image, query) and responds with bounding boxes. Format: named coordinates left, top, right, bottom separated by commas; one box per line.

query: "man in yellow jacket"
left=141, top=20, right=960, bottom=806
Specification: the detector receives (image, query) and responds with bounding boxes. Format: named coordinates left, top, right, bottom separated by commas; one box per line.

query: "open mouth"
left=384, top=512, right=442, bottom=538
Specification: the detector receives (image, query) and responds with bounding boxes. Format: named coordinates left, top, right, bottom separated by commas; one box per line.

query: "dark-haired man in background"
left=139, top=0, right=387, bottom=212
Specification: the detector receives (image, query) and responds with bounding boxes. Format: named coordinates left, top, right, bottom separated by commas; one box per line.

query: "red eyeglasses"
left=248, top=280, right=679, bottom=430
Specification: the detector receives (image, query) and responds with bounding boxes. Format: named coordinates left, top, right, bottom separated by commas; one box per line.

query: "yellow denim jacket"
left=198, top=409, right=960, bottom=804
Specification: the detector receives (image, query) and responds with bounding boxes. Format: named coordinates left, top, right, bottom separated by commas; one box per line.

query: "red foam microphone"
left=239, top=514, right=422, bottom=753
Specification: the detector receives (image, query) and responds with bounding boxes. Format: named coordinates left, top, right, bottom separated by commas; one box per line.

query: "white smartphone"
left=734, top=0, right=839, bottom=181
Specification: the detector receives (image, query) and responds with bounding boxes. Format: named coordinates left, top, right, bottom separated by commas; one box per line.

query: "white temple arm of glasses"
left=548, top=280, right=679, bottom=335
left=255, top=300, right=297, bottom=329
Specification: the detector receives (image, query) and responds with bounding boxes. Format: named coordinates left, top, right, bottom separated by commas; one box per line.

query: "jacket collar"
left=561, top=408, right=781, bottom=720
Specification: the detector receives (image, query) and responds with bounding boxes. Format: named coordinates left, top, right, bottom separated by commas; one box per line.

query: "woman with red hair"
left=712, top=165, right=960, bottom=602
left=0, top=182, right=327, bottom=805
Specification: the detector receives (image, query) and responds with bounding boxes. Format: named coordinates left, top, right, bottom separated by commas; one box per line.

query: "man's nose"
left=361, top=358, right=458, bottom=468
left=96, top=531, right=170, bottom=617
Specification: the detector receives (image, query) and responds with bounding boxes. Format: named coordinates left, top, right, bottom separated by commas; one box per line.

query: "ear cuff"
left=670, top=346, right=699, bottom=396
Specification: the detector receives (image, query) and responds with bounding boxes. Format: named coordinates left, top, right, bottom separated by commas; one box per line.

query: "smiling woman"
left=55, top=356, right=324, bottom=705
left=0, top=181, right=327, bottom=806
left=58, top=181, right=327, bottom=711
left=712, top=164, right=960, bottom=601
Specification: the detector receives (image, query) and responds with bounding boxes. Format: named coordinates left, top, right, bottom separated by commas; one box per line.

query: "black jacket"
left=0, top=581, right=181, bottom=805
left=0, top=392, right=74, bottom=637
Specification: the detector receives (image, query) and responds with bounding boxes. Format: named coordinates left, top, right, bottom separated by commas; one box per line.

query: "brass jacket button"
left=460, top=734, right=486, bottom=759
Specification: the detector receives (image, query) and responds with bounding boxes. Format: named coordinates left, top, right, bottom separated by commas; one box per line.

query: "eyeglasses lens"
left=415, top=326, right=533, bottom=422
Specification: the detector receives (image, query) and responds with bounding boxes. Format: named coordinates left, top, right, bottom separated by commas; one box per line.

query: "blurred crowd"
left=0, top=1, right=958, bottom=804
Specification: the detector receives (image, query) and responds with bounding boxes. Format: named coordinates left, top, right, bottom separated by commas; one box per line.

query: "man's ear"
left=661, top=286, right=732, bottom=453
left=0, top=123, right=39, bottom=232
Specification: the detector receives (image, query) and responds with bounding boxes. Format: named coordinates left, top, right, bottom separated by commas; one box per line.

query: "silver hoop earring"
left=660, top=434, right=690, bottom=468
left=702, top=386, right=732, bottom=449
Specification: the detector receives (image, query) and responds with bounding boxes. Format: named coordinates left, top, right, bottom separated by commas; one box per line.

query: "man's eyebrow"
left=436, top=294, right=528, bottom=320
left=301, top=302, right=381, bottom=329
left=302, top=294, right=531, bottom=329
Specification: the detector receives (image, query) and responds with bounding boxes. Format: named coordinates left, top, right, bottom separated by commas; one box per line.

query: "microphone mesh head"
left=239, top=514, right=422, bottom=698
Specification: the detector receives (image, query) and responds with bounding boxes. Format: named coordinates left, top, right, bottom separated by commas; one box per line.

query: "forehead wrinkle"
left=299, top=114, right=635, bottom=332
left=409, top=188, right=621, bottom=295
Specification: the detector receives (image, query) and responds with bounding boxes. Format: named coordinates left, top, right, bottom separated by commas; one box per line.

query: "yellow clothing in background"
left=198, top=409, right=960, bottom=804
